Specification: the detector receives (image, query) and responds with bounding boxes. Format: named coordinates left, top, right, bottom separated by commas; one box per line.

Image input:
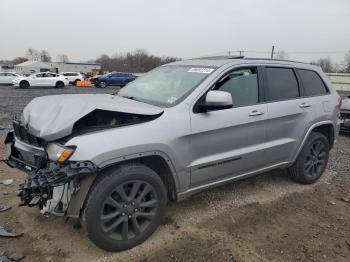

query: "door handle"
left=299, top=103, right=311, bottom=108
left=249, top=110, right=264, bottom=116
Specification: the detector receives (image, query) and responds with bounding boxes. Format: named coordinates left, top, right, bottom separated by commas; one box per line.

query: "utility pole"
left=270, top=45, right=275, bottom=59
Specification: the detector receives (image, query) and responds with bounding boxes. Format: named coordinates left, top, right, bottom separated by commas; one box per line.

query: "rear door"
left=189, top=66, right=268, bottom=186
left=112, top=73, right=123, bottom=86
left=263, top=66, right=315, bottom=165
left=45, top=73, right=58, bottom=86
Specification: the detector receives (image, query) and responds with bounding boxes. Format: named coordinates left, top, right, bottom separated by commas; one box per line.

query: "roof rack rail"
left=192, top=55, right=245, bottom=60
left=243, top=57, right=309, bottom=64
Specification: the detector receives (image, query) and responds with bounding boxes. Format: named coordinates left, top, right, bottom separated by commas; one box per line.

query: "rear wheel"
left=19, top=81, right=29, bottom=89
left=85, top=163, right=167, bottom=251
left=55, top=81, right=64, bottom=88
left=288, top=132, right=329, bottom=184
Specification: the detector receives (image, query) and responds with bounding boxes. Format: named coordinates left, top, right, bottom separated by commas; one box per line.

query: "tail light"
left=338, top=96, right=343, bottom=108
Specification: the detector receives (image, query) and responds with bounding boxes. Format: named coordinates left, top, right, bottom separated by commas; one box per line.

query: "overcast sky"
left=1, top=0, right=349, bottom=64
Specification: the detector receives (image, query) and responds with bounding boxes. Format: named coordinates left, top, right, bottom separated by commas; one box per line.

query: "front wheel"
left=288, top=132, right=329, bottom=184
left=85, top=164, right=167, bottom=251
left=99, top=81, right=107, bottom=88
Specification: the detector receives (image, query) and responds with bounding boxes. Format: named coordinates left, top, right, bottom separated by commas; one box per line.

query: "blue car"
left=93, top=72, right=136, bottom=88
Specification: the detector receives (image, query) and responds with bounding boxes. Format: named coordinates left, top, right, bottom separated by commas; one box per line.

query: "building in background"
left=326, top=73, right=350, bottom=92
left=14, top=61, right=101, bottom=75
left=0, top=64, right=15, bottom=73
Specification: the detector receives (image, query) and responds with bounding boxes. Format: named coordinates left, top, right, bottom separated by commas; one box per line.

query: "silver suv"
left=4, top=57, right=341, bottom=251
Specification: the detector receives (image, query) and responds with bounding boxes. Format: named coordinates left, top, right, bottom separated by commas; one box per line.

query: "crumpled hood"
left=22, top=94, right=163, bottom=141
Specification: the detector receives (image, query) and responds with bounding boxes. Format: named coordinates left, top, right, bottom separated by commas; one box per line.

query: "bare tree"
left=311, top=57, right=333, bottom=73
left=57, top=54, right=69, bottom=62
left=344, top=50, right=350, bottom=73
left=25, top=48, right=40, bottom=61
left=96, top=49, right=179, bottom=72
left=275, top=51, right=289, bottom=60
left=40, top=50, right=52, bottom=62
left=11, top=57, right=28, bottom=65
left=96, top=54, right=111, bottom=71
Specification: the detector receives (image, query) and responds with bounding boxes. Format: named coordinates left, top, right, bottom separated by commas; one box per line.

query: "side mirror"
left=200, top=90, right=233, bottom=111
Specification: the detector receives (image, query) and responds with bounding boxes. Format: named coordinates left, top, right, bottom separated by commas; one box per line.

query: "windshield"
left=118, top=66, right=215, bottom=107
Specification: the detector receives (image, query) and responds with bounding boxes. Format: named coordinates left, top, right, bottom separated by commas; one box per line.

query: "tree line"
left=276, top=50, right=350, bottom=73
left=95, top=49, right=179, bottom=73
left=310, top=53, right=350, bottom=73
left=2, top=48, right=350, bottom=74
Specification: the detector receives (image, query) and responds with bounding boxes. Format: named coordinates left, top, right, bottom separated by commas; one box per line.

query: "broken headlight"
left=46, top=143, right=76, bottom=164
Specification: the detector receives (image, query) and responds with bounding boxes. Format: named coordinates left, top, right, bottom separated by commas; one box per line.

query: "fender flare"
left=67, top=150, right=180, bottom=218
left=292, top=120, right=336, bottom=162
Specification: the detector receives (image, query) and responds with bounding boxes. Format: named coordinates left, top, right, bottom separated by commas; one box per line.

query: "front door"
left=189, top=67, right=268, bottom=186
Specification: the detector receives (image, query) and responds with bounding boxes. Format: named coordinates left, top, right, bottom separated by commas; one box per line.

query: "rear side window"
left=297, top=69, right=328, bottom=96
left=265, top=67, right=299, bottom=101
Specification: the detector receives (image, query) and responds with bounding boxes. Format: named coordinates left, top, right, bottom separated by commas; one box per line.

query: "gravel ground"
left=0, top=85, right=349, bottom=261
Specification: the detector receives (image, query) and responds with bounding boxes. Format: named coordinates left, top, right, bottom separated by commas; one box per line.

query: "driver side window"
left=215, top=67, right=259, bottom=107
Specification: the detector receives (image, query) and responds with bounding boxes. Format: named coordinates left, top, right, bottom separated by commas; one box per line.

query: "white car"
left=60, top=72, right=85, bottom=85
left=12, top=72, right=69, bottom=89
left=0, top=72, right=21, bottom=85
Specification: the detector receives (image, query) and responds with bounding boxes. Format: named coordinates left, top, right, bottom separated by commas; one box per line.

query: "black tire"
left=99, top=81, right=107, bottom=88
left=85, top=163, right=167, bottom=251
left=19, top=81, right=29, bottom=89
left=55, top=81, right=64, bottom=88
left=288, top=132, right=329, bottom=184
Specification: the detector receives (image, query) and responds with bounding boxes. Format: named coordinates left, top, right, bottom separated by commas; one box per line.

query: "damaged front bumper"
left=4, top=130, right=98, bottom=216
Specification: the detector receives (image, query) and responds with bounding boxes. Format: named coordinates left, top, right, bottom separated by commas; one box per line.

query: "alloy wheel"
left=304, top=139, right=327, bottom=179
left=100, top=180, right=158, bottom=241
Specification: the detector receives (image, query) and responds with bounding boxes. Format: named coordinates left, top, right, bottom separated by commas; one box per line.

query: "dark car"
left=93, top=72, right=136, bottom=88
left=340, top=96, right=350, bottom=133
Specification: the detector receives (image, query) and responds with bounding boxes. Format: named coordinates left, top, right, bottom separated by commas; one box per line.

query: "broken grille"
left=13, top=121, right=43, bottom=147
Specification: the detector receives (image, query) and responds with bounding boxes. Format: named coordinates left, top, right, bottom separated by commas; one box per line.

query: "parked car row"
left=0, top=71, right=137, bottom=88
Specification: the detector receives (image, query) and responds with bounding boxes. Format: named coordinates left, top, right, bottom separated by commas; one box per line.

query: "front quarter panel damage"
left=18, top=161, right=98, bottom=213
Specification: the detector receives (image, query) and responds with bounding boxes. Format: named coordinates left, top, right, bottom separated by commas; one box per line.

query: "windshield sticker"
left=188, top=68, right=214, bottom=74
